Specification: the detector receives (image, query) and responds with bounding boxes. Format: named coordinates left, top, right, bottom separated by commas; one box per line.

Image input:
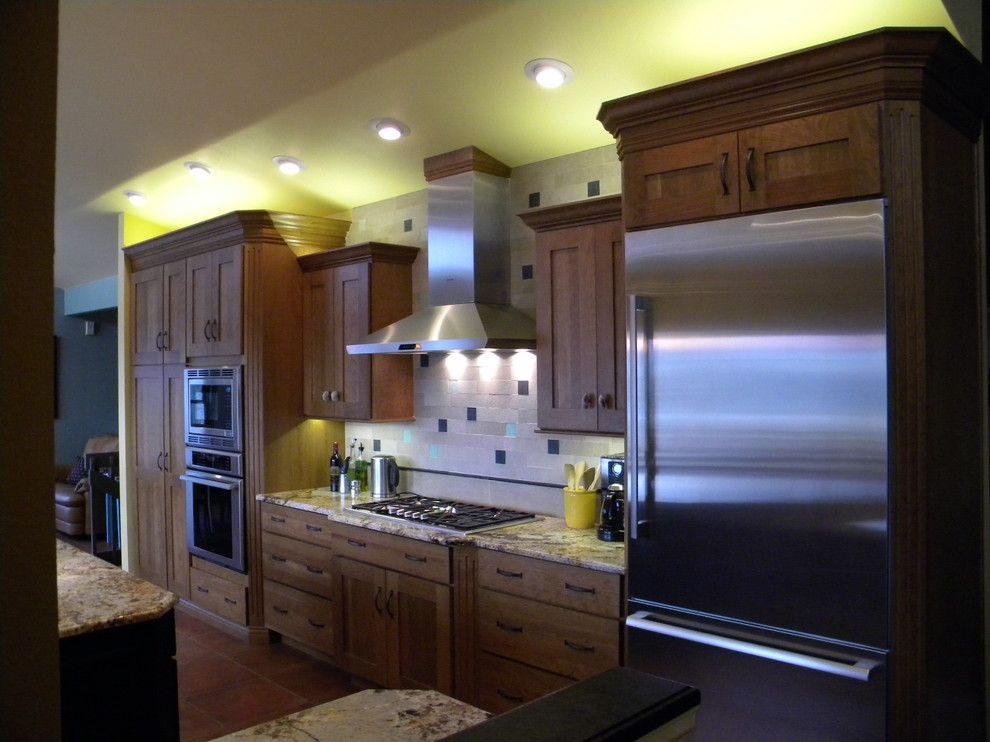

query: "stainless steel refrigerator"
left=623, top=199, right=889, bottom=740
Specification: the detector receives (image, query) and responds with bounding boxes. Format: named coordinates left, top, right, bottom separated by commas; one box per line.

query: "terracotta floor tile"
left=190, top=677, right=309, bottom=730
left=268, top=659, right=354, bottom=704
left=175, top=609, right=215, bottom=635
left=178, top=700, right=225, bottom=742
left=177, top=653, right=257, bottom=699
left=222, top=641, right=313, bottom=678
left=175, top=633, right=213, bottom=666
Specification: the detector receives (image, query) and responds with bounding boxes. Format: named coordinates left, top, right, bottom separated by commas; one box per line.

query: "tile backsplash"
left=341, top=145, right=623, bottom=517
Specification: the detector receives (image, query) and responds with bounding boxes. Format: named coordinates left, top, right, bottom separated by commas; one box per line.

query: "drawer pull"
left=404, top=553, right=427, bottom=563
left=269, top=515, right=286, bottom=523
left=496, top=567, right=523, bottom=579
left=224, top=597, right=237, bottom=606
left=564, top=582, right=596, bottom=595
left=496, top=689, right=525, bottom=703
left=307, top=618, right=326, bottom=629
left=496, top=620, right=523, bottom=634
left=196, top=586, right=209, bottom=594
left=270, top=554, right=287, bottom=563
left=346, top=537, right=367, bottom=548
left=564, top=639, right=595, bottom=653
left=305, top=565, right=325, bottom=574
left=272, top=605, right=289, bottom=615
left=305, top=524, right=323, bottom=532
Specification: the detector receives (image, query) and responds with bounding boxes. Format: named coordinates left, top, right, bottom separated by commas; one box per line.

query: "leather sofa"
left=55, top=435, right=118, bottom=536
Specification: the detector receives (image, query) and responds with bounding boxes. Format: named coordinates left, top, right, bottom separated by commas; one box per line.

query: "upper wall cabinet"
left=186, top=245, right=243, bottom=358
left=520, top=196, right=624, bottom=435
left=130, top=259, right=186, bottom=366
left=298, top=243, right=419, bottom=422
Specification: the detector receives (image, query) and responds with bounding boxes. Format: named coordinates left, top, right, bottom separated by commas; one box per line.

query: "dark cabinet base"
left=60, top=610, right=178, bottom=741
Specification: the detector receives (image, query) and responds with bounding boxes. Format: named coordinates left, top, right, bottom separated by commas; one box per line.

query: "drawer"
left=190, top=566, right=246, bottom=625
left=477, top=651, right=572, bottom=714
left=331, top=522, right=451, bottom=584
left=477, top=588, right=620, bottom=680
left=260, top=502, right=332, bottom=548
left=477, top=550, right=622, bottom=618
left=261, top=531, right=333, bottom=599
left=264, top=579, right=334, bottom=656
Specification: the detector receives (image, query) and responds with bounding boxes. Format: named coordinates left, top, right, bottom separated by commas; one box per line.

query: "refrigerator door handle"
left=627, top=295, right=649, bottom=540
left=626, top=611, right=881, bottom=682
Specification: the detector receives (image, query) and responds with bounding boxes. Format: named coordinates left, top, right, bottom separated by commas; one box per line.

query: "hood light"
left=185, top=161, right=213, bottom=180
left=524, top=58, right=574, bottom=89
left=273, top=155, right=305, bottom=175
left=372, top=118, right=410, bottom=141
left=124, top=190, right=148, bottom=206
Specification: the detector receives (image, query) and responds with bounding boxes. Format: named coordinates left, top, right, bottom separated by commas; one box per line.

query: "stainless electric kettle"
left=370, top=455, right=399, bottom=498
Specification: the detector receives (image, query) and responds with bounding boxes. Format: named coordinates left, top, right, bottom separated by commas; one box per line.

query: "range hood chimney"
left=347, top=146, right=537, bottom=354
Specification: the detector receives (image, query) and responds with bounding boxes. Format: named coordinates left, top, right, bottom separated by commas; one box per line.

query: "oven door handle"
left=180, top=472, right=241, bottom=489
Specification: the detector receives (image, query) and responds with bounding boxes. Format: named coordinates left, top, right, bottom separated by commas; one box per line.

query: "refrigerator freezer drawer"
left=626, top=618, right=887, bottom=741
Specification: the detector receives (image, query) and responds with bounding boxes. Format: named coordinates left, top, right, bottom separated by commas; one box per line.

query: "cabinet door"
left=385, top=571, right=453, bottom=694
left=301, top=270, right=333, bottom=417
left=185, top=252, right=214, bottom=358
left=623, top=132, right=739, bottom=229
left=536, top=225, right=600, bottom=432
left=594, top=221, right=626, bottom=434
left=161, top=259, right=186, bottom=364
left=335, top=557, right=388, bottom=686
left=131, top=265, right=164, bottom=366
left=164, top=364, right=189, bottom=599
left=211, top=245, right=242, bottom=356
left=331, top=261, right=371, bottom=419
left=133, top=366, right=168, bottom=588
left=737, top=104, right=881, bottom=213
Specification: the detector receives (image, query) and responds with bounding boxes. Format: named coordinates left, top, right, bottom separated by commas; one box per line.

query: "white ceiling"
left=54, top=0, right=973, bottom=289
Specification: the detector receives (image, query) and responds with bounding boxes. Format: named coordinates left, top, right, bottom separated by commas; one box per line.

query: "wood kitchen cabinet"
left=298, top=243, right=418, bottom=421
left=520, top=196, right=625, bottom=434
left=130, top=259, right=185, bottom=366
left=332, top=523, right=453, bottom=694
left=132, top=364, right=189, bottom=598
left=186, top=244, right=242, bottom=357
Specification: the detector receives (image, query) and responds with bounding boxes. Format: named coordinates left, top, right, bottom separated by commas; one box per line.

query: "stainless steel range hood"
left=347, top=147, right=536, bottom=354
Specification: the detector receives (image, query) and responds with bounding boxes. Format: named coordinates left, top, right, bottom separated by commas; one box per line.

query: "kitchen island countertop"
left=257, top=488, right=625, bottom=574
left=56, top=538, right=177, bottom=638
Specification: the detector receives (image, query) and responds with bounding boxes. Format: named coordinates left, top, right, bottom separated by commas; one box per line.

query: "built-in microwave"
left=185, top=366, right=242, bottom=452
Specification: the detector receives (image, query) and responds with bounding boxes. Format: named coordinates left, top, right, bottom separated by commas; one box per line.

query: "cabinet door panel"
left=335, top=557, right=388, bottom=686
left=301, top=270, right=333, bottom=417
left=738, top=104, right=881, bottom=212
left=133, top=366, right=167, bottom=588
left=131, top=266, right=164, bottom=365
left=333, top=262, right=371, bottom=419
left=212, top=245, right=242, bottom=356
left=477, top=651, right=573, bottom=714
left=536, top=226, right=599, bottom=432
left=623, top=132, right=739, bottom=229
left=162, top=259, right=186, bottom=364
left=594, top=221, right=626, bottom=434
left=386, top=571, right=453, bottom=694
left=164, top=365, right=189, bottom=598
left=185, top=252, right=214, bottom=358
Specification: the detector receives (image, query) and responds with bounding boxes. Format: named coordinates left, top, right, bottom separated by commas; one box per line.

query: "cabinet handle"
left=163, top=452, right=169, bottom=472
left=404, top=553, right=427, bottom=563
left=564, top=639, right=595, bottom=653
left=203, top=320, right=212, bottom=342
left=211, top=319, right=219, bottom=340
left=496, top=567, right=523, bottom=579
left=598, top=394, right=613, bottom=410
left=346, top=538, right=367, bottom=549
left=305, top=565, right=324, bottom=574
left=224, top=597, right=237, bottom=606
left=374, top=586, right=384, bottom=614
left=269, top=515, right=286, bottom=523
left=155, top=331, right=164, bottom=351
left=196, top=586, right=209, bottom=594
left=386, top=589, right=395, bottom=618
left=719, top=152, right=730, bottom=195
left=745, top=147, right=756, bottom=191
left=270, top=554, right=287, bottom=563
left=157, top=452, right=164, bottom=471
left=564, top=582, right=596, bottom=595
left=307, top=618, right=326, bottom=629
left=161, top=329, right=169, bottom=351
left=496, top=689, right=525, bottom=703
left=496, top=620, right=523, bottom=634
left=272, top=605, right=288, bottom=615
left=582, top=392, right=596, bottom=409
left=305, top=524, right=323, bottom=532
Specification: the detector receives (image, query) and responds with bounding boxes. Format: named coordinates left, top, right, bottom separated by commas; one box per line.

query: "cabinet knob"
left=598, top=393, right=613, bottom=410
left=582, top=392, right=596, bottom=409
left=329, top=389, right=342, bottom=402
left=321, top=390, right=330, bottom=402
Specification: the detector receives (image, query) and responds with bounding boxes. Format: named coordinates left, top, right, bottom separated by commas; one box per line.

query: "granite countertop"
left=257, top=488, right=625, bottom=574
left=212, top=688, right=490, bottom=741
left=56, top=539, right=178, bottom=638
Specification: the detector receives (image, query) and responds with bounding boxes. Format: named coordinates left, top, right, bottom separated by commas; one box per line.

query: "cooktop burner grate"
left=347, top=495, right=536, bottom=534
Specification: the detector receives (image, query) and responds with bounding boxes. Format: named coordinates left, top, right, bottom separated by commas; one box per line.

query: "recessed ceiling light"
left=524, top=58, right=574, bottom=89
left=185, top=161, right=213, bottom=180
left=124, top=190, right=148, bottom=206
left=272, top=155, right=305, bottom=175
left=372, top=118, right=410, bottom=141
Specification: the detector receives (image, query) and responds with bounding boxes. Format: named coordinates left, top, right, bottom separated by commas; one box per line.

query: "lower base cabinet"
left=189, top=565, right=247, bottom=625
left=477, top=651, right=572, bottom=714
left=264, top=579, right=334, bottom=655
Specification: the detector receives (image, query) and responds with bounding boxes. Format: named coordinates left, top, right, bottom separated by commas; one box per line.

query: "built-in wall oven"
left=185, top=366, right=242, bottom=451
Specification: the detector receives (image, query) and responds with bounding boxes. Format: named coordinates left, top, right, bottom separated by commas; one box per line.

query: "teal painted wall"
left=54, top=288, right=118, bottom=465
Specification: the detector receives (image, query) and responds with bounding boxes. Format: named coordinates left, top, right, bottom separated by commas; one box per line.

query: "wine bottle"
left=329, top=442, right=342, bottom=492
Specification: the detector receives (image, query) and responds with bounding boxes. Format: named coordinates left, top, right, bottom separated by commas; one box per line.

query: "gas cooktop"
left=347, top=495, right=536, bottom=535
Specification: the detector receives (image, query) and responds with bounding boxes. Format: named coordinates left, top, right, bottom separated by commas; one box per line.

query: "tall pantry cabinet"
left=124, top=211, right=349, bottom=639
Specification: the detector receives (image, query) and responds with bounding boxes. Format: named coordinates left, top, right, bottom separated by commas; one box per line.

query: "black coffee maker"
left=597, top=453, right=625, bottom=542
